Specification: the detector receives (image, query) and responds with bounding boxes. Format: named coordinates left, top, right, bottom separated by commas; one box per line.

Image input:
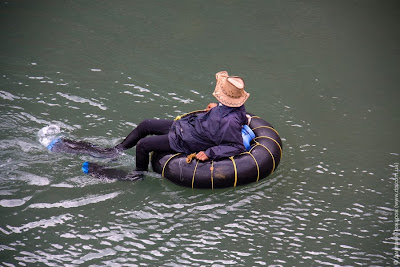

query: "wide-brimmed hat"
left=213, top=71, right=249, bottom=107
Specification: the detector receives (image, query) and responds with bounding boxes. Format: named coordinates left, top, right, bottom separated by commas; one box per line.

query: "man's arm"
left=203, top=143, right=245, bottom=160
left=195, top=143, right=245, bottom=161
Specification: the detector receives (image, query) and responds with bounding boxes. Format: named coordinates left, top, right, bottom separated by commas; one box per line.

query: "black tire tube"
left=151, top=114, right=283, bottom=189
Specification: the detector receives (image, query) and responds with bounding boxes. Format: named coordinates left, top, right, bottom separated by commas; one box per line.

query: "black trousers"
left=117, top=119, right=175, bottom=171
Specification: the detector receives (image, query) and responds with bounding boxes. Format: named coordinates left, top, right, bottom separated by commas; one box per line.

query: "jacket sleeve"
left=205, top=143, right=245, bottom=160
left=204, top=117, right=246, bottom=160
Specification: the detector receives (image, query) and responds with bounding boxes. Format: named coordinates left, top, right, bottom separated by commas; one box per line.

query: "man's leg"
left=83, top=134, right=174, bottom=179
left=117, top=119, right=173, bottom=150
left=135, top=134, right=174, bottom=171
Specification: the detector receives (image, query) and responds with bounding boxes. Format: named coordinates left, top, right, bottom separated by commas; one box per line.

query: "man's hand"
left=196, top=151, right=209, bottom=161
left=205, top=103, right=217, bottom=112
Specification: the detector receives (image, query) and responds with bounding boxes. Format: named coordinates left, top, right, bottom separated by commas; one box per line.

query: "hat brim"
left=213, top=76, right=250, bottom=107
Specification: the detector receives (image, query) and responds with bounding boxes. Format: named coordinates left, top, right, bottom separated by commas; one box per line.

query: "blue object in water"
left=82, top=162, right=89, bottom=174
left=47, top=138, right=62, bottom=151
left=242, top=125, right=255, bottom=151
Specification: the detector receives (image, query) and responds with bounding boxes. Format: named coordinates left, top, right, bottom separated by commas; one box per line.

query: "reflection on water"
left=1, top=0, right=398, bottom=266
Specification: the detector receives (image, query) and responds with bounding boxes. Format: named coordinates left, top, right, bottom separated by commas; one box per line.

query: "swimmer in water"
left=51, top=71, right=250, bottom=181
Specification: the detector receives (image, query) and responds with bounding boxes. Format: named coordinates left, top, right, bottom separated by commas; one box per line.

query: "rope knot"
left=186, top=153, right=197, bottom=164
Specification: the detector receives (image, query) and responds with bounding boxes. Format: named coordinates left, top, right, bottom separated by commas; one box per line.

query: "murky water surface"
left=1, top=1, right=399, bottom=266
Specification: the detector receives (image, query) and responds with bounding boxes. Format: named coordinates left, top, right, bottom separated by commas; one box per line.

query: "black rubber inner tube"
left=151, top=114, right=283, bottom=189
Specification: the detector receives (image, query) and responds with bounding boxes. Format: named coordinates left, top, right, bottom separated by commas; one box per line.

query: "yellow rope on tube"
left=254, top=136, right=283, bottom=160
left=192, top=160, right=200, bottom=188
left=252, top=142, right=276, bottom=174
left=186, top=153, right=197, bottom=163
left=162, top=153, right=181, bottom=178
left=251, top=125, right=280, bottom=136
left=229, top=156, right=238, bottom=187
left=248, top=153, right=260, bottom=182
left=242, top=151, right=260, bottom=182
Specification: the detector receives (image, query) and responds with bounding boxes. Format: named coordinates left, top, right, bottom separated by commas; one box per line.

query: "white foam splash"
left=37, top=124, right=61, bottom=147
left=21, top=173, right=51, bottom=186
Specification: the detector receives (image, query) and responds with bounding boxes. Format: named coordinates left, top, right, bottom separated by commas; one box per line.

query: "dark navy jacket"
left=168, top=103, right=247, bottom=160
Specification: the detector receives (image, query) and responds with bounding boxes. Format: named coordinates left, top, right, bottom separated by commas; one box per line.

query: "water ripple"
left=56, top=92, right=107, bottom=110
left=6, top=213, right=74, bottom=234
left=28, top=192, right=121, bottom=209
left=0, top=196, right=32, bottom=208
left=0, top=58, right=395, bottom=266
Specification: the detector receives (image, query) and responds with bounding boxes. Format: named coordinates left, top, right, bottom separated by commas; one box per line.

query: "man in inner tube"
left=84, top=71, right=250, bottom=180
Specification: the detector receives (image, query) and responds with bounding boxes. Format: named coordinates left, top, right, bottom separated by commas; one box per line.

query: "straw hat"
left=213, top=71, right=249, bottom=107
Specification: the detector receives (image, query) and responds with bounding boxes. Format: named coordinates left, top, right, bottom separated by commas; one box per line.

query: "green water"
left=1, top=1, right=399, bottom=266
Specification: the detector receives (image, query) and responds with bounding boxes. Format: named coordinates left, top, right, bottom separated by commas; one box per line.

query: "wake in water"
left=38, top=125, right=145, bottom=181
left=37, top=124, right=120, bottom=159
